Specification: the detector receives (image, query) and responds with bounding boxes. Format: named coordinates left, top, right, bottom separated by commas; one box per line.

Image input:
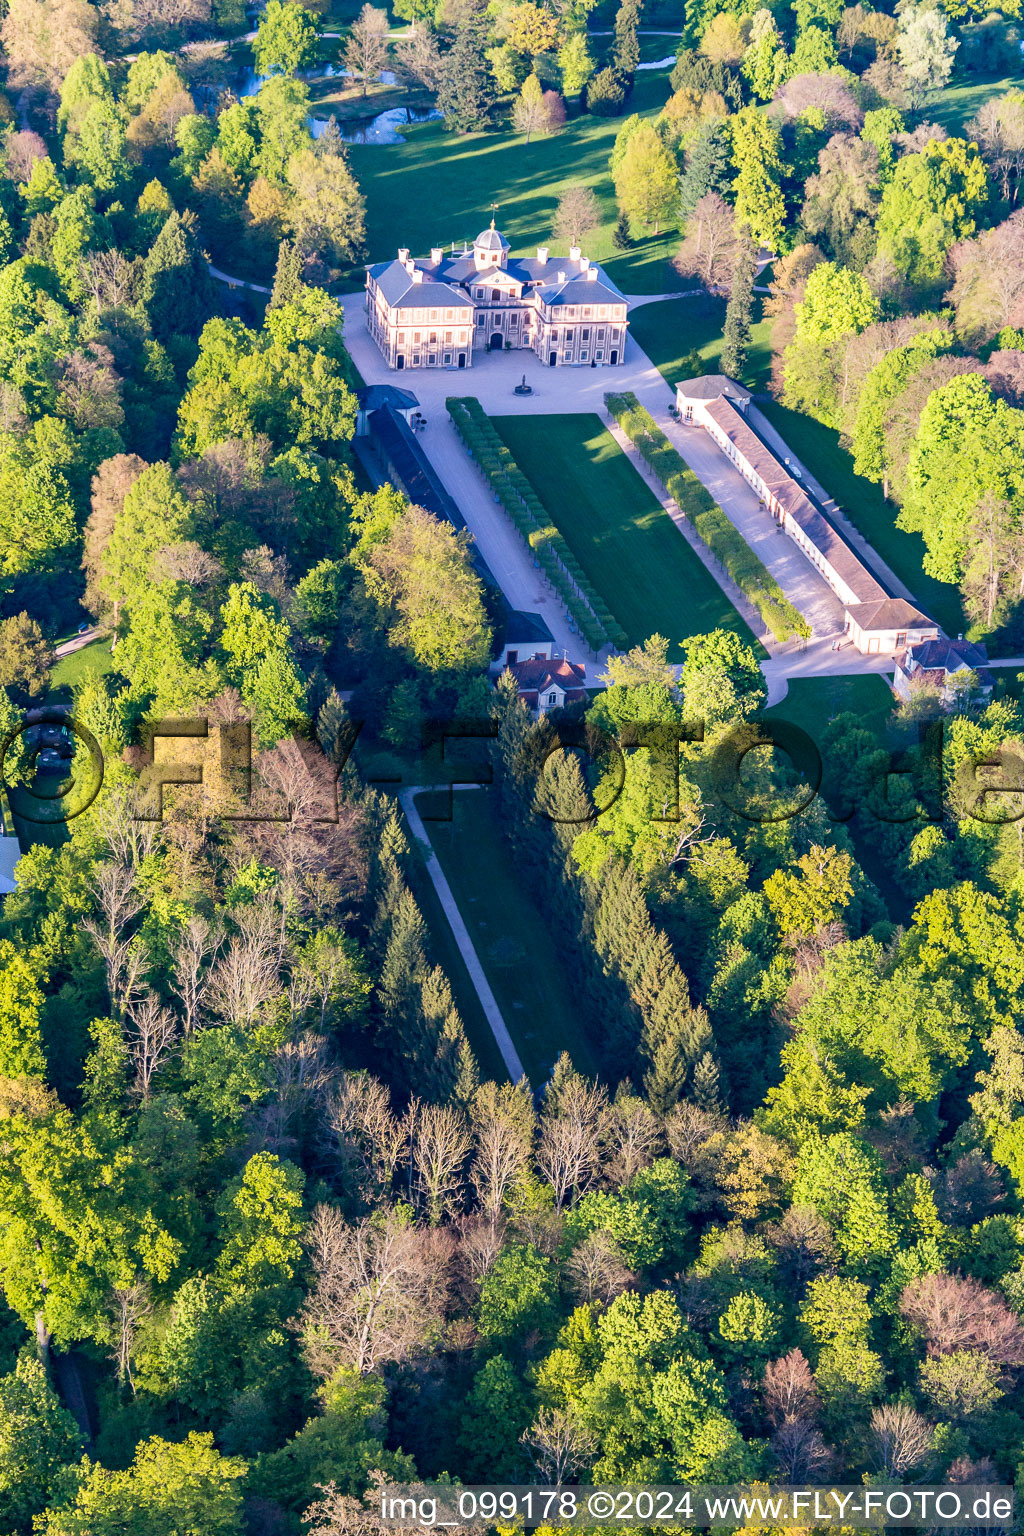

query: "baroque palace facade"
left=365, top=221, right=629, bottom=371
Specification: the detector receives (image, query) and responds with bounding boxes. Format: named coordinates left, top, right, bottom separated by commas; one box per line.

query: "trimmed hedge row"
left=605, top=392, right=812, bottom=643
left=446, top=396, right=629, bottom=651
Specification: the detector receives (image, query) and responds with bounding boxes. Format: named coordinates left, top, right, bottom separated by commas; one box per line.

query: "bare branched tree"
left=126, top=991, right=177, bottom=1099
left=521, top=1407, right=597, bottom=1483
left=327, top=1073, right=408, bottom=1207
left=536, top=1072, right=607, bottom=1211
left=409, top=1101, right=471, bottom=1224
left=900, top=1273, right=1024, bottom=1365
left=469, top=1080, right=535, bottom=1225
left=168, top=913, right=220, bottom=1034
left=601, top=1094, right=662, bottom=1187
left=771, top=1416, right=833, bottom=1481
left=206, top=896, right=285, bottom=1025
left=763, top=1349, right=822, bottom=1427
left=869, top=1403, right=934, bottom=1479
left=300, top=1203, right=452, bottom=1377
left=109, top=1278, right=152, bottom=1392
left=564, top=1230, right=635, bottom=1303
left=85, top=863, right=150, bottom=1018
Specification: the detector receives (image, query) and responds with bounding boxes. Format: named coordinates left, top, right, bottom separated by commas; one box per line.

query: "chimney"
left=405, top=259, right=416, bottom=275
left=430, top=247, right=443, bottom=264
left=398, top=247, right=410, bottom=263
left=580, top=256, right=590, bottom=271
left=557, top=270, right=566, bottom=282
left=537, top=246, right=549, bottom=264
left=569, top=244, right=581, bottom=262
left=586, top=266, right=598, bottom=281
left=411, top=268, right=424, bottom=283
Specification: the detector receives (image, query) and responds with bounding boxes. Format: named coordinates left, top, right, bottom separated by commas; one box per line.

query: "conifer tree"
left=722, top=233, right=756, bottom=378
left=141, top=209, right=212, bottom=341
left=612, top=0, right=641, bottom=77
left=270, top=238, right=304, bottom=308
left=679, top=123, right=732, bottom=223
left=612, top=209, right=633, bottom=249
left=692, top=1050, right=725, bottom=1114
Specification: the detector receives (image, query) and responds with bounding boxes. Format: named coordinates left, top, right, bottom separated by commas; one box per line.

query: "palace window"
left=596, top=349, right=603, bottom=361
left=477, top=314, right=486, bottom=326
left=444, top=331, right=452, bottom=342
left=581, top=349, right=588, bottom=361
left=413, top=332, right=421, bottom=343
left=582, top=329, right=590, bottom=340
left=491, top=289, right=500, bottom=302
left=474, top=288, right=483, bottom=298
left=597, top=328, right=606, bottom=341
left=429, top=332, right=437, bottom=343
left=444, top=352, right=452, bottom=364
left=430, top=310, right=438, bottom=320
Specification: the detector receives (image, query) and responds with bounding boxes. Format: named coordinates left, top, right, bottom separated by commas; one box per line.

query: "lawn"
left=492, top=413, right=758, bottom=655
left=629, top=295, right=774, bottom=392
left=345, top=71, right=684, bottom=295
left=765, top=673, right=894, bottom=744
left=926, top=71, right=1024, bottom=135
left=403, top=811, right=509, bottom=1084
left=415, top=788, right=598, bottom=1085
left=757, top=401, right=967, bottom=637
left=50, top=638, right=116, bottom=697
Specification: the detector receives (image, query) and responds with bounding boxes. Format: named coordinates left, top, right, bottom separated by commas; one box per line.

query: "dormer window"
left=491, top=289, right=500, bottom=302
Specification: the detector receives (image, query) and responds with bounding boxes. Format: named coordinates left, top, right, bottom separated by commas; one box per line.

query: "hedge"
left=446, top=396, right=628, bottom=651
left=605, top=393, right=811, bottom=643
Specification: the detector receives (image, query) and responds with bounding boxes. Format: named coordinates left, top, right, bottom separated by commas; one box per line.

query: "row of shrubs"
left=446, top=396, right=629, bottom=652
left=605, top=392, right=812, bottom=644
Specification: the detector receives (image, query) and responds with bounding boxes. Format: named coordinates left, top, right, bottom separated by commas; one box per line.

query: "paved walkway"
left=602, top=411, right=776, bottom=652
left=746, top=404, right=922, bottom=609
left=54, top=626, right=102, bottom=658
left=400, top=787, right=525, bottom=1082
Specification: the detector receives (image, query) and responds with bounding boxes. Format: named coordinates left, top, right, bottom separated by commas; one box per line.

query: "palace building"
left=364, top=220, right=629, bottom=371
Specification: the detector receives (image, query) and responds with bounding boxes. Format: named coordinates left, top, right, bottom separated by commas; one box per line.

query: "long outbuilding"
left=675, top=376, right=940, bottom=655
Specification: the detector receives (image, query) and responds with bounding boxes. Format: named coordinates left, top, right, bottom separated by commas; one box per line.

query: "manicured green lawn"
left=404, top=810, right=509, bottom=1084
left=416, top=789, right=598, bottom=1085
left=492, top=413, right=758, bottom=655
left=50, top=638, right=116, bottom=696
left=757, top=401, right=966, bottom=637
left=346, top=71, right=683, bottom=295
left=927, top=72, right=1024, bottom=135
left=765, top=673, right=894, bottom=742
left=629, top=295, right=774, bottom=392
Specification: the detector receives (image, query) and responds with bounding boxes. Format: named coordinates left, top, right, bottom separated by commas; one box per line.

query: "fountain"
left=513, top=374, right=533, bottom=396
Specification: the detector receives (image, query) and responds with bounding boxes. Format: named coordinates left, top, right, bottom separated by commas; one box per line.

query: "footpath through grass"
left=758, top=401, right=966, bottom=637
left=347, top=72, right=683, bottom=294
left=629, top=295, right=774, bottom=392
left=492, top=413, right=758, bottom=655
left=415, top=789, right=598, bottom=1085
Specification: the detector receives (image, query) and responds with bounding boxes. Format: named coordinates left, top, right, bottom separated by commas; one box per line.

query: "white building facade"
left=366, top=222, right=629, bottom=372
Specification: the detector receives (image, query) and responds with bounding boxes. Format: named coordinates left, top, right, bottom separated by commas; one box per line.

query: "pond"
left=314, top=103, right=442, bottom=143
left=237, top=63, right=442, bottom=141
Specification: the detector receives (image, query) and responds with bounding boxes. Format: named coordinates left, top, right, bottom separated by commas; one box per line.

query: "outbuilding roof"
left=508, top=656, right=587, bottom=692
left=367, top=258, right=475, bottom=309
left=503, top=609, right=555, bottom=645
left=676, top=373, right=751, bottom=402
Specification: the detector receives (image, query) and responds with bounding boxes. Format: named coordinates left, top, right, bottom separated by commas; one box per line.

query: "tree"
left=559, top=32, right=595, bottom=97
left=899, top=372, right=1024, bottom=582
left=553, top=184, right=601, bottom=248
left=300, top=1204, right=449, bottom=1376
left=742, top=9, right=787, bottom=101
left=678, top=123, right=732, bottom=224
left=674, top=190, right=739, bottom=288
left=681, top=629, right=766, bottom=726
left=587, top=67, right=627, bottom=116
left=1, top=0, right=98, bottom=92
left=513, top=72, right=547, bottom=143
left=505, top=1, right=559, bottom=56
left=42, top=1433, right=246, bottom=1535
left=701, top=11, right=749, bottom=65
left=254, top=0, right=319, bottom=76
left=897, top=6, right=957, bottom=106
left=947, top=212, right=1024, bottom=347
left=614, top=121, right=677, bottom=235
left=437, top=24, right=495, bottom=132
left=850, top=327, right=954, bottom=492
left=216, top=1151, right=305, bottom=1290
left=345, top=3, right=389, bottom=97
left=877, top=137, right=988, bottom=288
left=728, top=107, right=786, bottom=251
left=0, top=613, right=52, bottom=703
left=801, top=132, right=880, bottom=265
left=142, top=210, right=213, bottom=341
left=0, top=1349, right=81, bottom=1532
left=794, top=261, right=879, bottom=343
left=612, top=0, right=641, bottom=76
left=286, top=147, right=367, bottom=266
left=722, top=232, right=756, bottom=377
left=360, top=505, right=491, bottom=671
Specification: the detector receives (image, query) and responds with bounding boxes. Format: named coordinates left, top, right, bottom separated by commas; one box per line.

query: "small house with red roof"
left=504, top=656, right=587, bottom=716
